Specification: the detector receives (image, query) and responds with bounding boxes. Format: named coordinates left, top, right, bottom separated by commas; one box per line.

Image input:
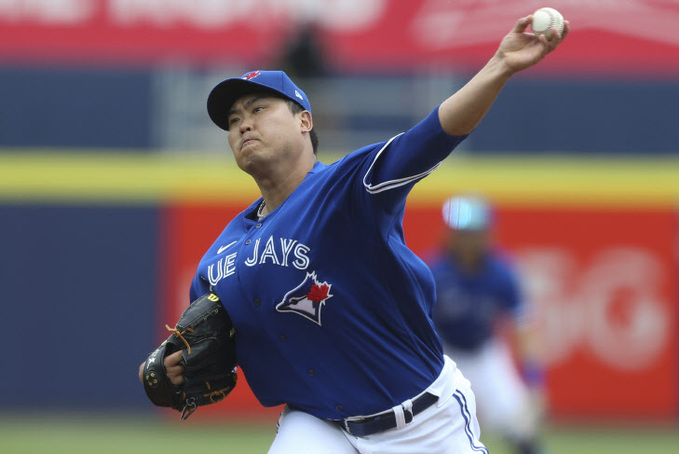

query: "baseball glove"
left=142, top=291, right=237, bottom=419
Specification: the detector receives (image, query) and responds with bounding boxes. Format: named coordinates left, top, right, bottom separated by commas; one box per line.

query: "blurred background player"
left=428, top=195, right=547, bottom=454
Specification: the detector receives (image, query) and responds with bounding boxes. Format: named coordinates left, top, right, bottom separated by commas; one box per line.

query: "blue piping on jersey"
left=362, top=132, right=443, bottom=194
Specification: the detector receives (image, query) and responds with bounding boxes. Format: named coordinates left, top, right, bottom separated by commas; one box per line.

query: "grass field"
left=1, top=412, right=677, bottom=453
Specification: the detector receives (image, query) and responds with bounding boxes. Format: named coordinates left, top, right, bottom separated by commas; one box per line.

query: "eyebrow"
left=228, top=96, right=267, bottom=117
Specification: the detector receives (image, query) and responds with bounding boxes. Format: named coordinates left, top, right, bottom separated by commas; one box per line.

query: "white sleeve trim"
left=362, top=132, right=443, bottom=194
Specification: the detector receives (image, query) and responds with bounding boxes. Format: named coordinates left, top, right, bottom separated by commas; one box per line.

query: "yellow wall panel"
left=1, top=151, right=678, bottom=208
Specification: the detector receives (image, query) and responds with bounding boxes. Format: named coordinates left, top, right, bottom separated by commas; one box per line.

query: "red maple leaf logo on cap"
left=243, top=71, right=261, bottom=80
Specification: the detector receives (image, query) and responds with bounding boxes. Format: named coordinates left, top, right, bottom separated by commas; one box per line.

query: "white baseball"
left=531, top=7, right=564, bottom=38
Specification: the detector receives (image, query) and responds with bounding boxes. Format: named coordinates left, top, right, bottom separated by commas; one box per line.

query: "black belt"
left=338, top=392, right=438, bottom=437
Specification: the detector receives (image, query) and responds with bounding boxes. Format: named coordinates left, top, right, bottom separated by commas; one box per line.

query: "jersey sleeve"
left=363, top=107, right=467, bottom=196
left=322, top=107, right=467, bottom=237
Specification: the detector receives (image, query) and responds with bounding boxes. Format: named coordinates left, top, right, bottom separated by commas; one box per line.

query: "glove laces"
left=165, top=324, right=194, bottom=355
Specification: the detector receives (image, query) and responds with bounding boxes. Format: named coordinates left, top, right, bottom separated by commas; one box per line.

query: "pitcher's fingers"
left=164, top=350, right=184, bottom=368
left=514, top=15, right=532, bottom=33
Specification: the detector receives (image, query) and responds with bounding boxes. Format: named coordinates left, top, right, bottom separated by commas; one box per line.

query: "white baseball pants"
left=445, top=339, right=538, bottom=441
left=268, top=356, right=488, bottom=454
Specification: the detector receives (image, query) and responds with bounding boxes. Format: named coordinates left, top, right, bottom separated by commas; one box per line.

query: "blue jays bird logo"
left=276, top=272, right=333, bottom=326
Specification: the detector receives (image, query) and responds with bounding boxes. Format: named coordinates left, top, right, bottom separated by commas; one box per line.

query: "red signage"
left=3, top=0, right=679, bottom=75
left=497, top=207, right=679, bottom=419
left=405, top=204, right=679, bottom=419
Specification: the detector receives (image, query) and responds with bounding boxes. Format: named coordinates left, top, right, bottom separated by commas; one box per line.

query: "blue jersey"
left=190, top=109, right=465, bottom=420
left=429, top=252, right=522, bottom=352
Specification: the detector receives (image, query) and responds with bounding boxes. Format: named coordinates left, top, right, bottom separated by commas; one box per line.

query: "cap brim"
left=207, top=78, right=280, bottom=131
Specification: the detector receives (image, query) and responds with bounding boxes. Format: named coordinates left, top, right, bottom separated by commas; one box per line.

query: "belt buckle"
left=342, top=414, right=368, bottom=436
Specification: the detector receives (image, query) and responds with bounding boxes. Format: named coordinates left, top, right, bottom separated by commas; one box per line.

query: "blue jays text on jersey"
left=429, top=251, right=524, bottom=352
left=206, top=236, right=311, bottom=286
left=190, top=108, right=466, bottom=420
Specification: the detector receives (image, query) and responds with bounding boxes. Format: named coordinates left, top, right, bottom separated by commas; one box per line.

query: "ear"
left=299, top=110, right=313, bottom=133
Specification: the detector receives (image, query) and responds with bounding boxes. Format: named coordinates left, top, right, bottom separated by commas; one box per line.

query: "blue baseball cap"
left=207, top=70, right=312, bottom=130
left=442, top=195, right=492, bottom=231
